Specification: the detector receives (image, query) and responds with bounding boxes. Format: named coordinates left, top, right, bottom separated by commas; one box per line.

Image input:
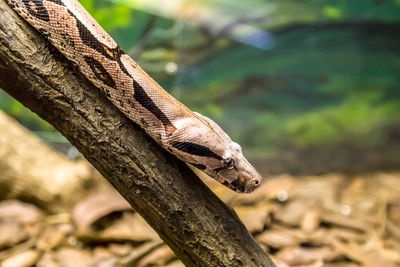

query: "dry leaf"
left=98, top=212, right=160, bottom=242
left=72, top=190, right=131, bottom=232
left=388, top=202, right=400, bottom=224
left=0, top=221, right=29, bottom=249
left=164, top=260, right=185, bottom=267
left=256, top=229, right=299, bottom=248
left=56, top=247, right=93, bottom=267
left=276, top=246, right=340, bottom=265
left=120, top=241, right=164, bottom=266
left=108, top=243, right=133, bottom=257
left=1, top=249, right=41, bottom=267
left=320, top=213, right=373, bottom=232
left=92, top=246, right=117, bottom=266
left=274, top=200, right=310, bottom=227
left=36, top=253, right=59, bottom=267
left=137, top=245, right=176, bottom=267
left=234, top=203, right=271, bottom=232
left=332, top=238, right=398, bottom=267
left=36, top=224, right=73, bottom=251
left=301, top=209, right=320, bottom=232
left=0, top=200, right=43, bottom=224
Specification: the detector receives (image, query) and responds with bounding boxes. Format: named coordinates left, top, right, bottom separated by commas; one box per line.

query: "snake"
left=6, top=0, right=262, bottom=193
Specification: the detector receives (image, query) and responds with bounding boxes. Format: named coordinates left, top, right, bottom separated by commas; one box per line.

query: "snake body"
left=7, top=0, right=262, bottom=193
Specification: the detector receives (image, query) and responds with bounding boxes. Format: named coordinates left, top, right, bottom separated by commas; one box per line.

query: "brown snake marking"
left=21, top=0, right=50, bottom=21
left=68, top=9, right=118, bottom=61
left=172, top=142, right=223, bottom=160
left=84, top=56, right=116, bottom=90
left=68, top=8, right=176, bottom=133
left=7, top=0, right=263, bottom=193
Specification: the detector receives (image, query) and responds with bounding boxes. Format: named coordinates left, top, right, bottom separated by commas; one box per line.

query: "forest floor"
left=0, top=171, right=399, bottom=267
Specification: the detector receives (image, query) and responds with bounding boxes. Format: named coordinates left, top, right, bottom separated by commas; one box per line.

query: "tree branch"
left=0, top=2, right=274, bottom=266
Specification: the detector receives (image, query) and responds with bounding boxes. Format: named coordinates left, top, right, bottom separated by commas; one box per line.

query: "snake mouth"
left=222, top=175, right=261, bottom=193
left=244, top=178, right=262, bottom=193
left=222, top=180, right=246, bottom=193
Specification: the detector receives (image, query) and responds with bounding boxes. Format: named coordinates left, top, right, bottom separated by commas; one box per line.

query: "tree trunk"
left=0, top=2, right=275, bottom=266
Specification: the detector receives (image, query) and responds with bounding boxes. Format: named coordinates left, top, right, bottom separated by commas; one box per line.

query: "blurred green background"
left=1, top=0, right=400, bottom=175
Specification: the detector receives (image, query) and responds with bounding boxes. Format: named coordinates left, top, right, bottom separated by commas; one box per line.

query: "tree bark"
left=0, top=2, right=274, bottom=266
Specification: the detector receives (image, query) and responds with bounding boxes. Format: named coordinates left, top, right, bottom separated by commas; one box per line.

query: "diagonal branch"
left=0, top=2, right=274, bottom=266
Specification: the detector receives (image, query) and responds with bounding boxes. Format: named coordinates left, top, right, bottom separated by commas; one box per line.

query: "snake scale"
left=7, top=0, right=262, bottom=193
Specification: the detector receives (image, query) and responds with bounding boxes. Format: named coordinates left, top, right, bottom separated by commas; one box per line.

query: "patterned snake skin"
left=7, top=0, right=262, bottom=193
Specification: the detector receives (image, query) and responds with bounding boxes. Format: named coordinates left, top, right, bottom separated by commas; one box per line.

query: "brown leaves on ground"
left=200, top=171, right=400, bottom=266
left=0, top=172, right=400, bottom=266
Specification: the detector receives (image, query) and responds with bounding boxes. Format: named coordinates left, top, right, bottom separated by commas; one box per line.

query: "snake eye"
left=224, top=158, right=235, bottom=169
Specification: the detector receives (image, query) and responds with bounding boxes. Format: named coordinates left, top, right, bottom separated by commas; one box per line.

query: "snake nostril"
left=255, top=180, right=260, bottom=185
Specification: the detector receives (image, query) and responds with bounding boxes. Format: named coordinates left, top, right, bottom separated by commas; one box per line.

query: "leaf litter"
left=0, top=172, right=399, bottom=266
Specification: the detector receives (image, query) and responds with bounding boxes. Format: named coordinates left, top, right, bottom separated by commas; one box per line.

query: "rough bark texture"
left=0, top=2, right=275, bottom=266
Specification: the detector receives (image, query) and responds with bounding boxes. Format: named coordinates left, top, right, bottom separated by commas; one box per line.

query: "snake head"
left=168, top=114, right=262, bottom=193
left=212, top=143, right=262, bottom=193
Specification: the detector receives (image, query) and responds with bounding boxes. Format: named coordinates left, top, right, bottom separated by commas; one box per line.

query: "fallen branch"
left=0, top=110, right=106, bottom=212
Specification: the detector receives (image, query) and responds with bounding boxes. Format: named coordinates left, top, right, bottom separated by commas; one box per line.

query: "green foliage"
left=162, top=21, right=400, bottom=155
left=80, top=0, right=131, bottom=31
left=1, top=0, right=399, bottom=172
left=0, top=91, right=54, bottom=131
